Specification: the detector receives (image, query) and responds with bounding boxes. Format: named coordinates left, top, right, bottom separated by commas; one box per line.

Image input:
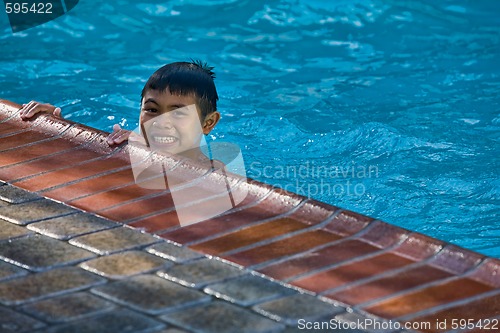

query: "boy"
left=18, top=61, right=247, bottom=226
left=19, top=60, right=221, bottom=160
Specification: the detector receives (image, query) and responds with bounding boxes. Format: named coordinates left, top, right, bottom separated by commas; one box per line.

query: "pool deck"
left=0, top=98, right=499, bottom=333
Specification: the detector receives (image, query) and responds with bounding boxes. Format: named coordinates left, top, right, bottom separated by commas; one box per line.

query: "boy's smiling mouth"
left=153, top=135, right=178, bottom=144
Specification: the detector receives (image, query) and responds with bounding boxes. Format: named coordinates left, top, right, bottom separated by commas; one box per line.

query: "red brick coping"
left=1, top=99, right=499, bottom=332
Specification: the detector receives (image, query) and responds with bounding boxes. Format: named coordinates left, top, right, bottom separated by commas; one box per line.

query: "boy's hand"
left=19, top=101, right=62, bottom=120
left=107, top=124, right=131, bottom=145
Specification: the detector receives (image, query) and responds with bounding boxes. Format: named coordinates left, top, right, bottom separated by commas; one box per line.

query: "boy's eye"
left=172, top=110, right=187, bottom=117
left=143, top=108, right=158, bottom=113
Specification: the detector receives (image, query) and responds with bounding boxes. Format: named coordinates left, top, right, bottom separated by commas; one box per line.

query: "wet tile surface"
left=20, top=292, right=115, bottom=323
left=0, top=306, right=46, bottom=333
left=258, top=239, right=381, bottom=281
left=327, top=264, right=453, bottom=305
left=253, top=293, right=345, bottom=326
left=409, top=293, right=500, bottom=332
left=160, top=301, right=285, bottom=333
left=0, top=219, right=33, bottom=240
left=158, top=258, right=244, bottom=288
left=80, top=250, right=172, bottom=279
left=223, top=230, right=342, bottom=267
left=69, top=226, right=160, bottom=255
left=0, top=234, right=95, bottom=271
left=92, top=274, right=210, bottom=315
left=146, top=241, right=205, bottom=263
left=0, top=183, right=41, bottom=203
left=39, top=308, right=165, bottom=333
left=290, top=253, right=416, bottom=293
left=27, top=213, right=119, bottom=240
left=0, top=199, right=78, bottom=225
left=191, top=218, right=311, bottom=255
left=204, top=274, right=296, bottom=306
left=0, top=260, right=28, bottom=281
left=0, top=267, right=105, bottom=305
left=364, top=278, right=495, bottom=319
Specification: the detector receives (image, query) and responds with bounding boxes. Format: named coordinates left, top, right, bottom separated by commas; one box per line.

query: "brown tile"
left=128, top=183, right=257, bottom=231
left=67, top=181, right=166, bottom=210
left=356, top=220, right=409, bottom=247
left=429, top=245, right=484, bottom=274
left=411, top=293, right=500, bottom=333
left=322, top=210, right=373, bottom=236
left=14, top=157, right=130, bottom=192
left=97, top=193, right=175, bottom=222
left=158, top=191, right=302, bottom=244
left=0, top=138, right=85, bottom=167
left=127, top=212, right=180, bottom=233
left=222, top=230, right=342, bottom=267
left=0, top=128, right=67, bottom=151
left=0, top=146, right=105, bottom=183
left=285, top=199, right=339, bottom=225
left=327, top=265, right=453, bottom=305
left=391, top=233, right=444, bottom=260
left=191, top=218, right=311, bottom=255
left=291, top=253, right=415, bottom=293
left=469, top=258, right=500, bottom=287
left=42, top=169, right=139, bottom=203
left=258, top=239, right=381, bottom=281
left=364, top=278, right=494, bottom=319
left=0, top=124, right=31, bottom=137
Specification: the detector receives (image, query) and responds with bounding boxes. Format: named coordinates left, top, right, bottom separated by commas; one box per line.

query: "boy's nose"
left=152, top=116, right=173, bottom=129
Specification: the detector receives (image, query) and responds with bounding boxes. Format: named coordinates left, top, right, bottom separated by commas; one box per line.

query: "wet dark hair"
left=141, top=60, right=218, bottom=119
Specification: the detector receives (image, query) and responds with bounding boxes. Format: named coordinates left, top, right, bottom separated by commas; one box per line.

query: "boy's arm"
left=18, top=100, right=129, bottom=146
left=19, top=101, right=62, bottom=119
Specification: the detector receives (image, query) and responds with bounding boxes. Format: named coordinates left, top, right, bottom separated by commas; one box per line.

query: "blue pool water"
left=1, top=1, right=499, bottom=256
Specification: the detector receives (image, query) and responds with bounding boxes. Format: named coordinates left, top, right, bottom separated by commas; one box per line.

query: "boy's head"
left=141, top=60, right=218, bottom=119
left=139, top=60, right=220, bottom=156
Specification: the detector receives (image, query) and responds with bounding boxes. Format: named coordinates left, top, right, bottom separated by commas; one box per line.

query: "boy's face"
left=140, top=89, right=217, bottom=156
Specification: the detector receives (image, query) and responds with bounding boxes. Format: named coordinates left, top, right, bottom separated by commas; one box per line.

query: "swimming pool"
left=1, top=0, right=499, bottom=257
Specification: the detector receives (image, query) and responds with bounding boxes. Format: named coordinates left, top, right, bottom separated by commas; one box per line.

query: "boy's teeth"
left=154, top=136, right=177, bottom=144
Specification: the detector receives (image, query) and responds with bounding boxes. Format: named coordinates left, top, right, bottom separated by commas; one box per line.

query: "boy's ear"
left=202, top=111, right=221, bottom=134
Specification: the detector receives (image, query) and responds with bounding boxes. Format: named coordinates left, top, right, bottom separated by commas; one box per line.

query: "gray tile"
left=92, top=274, right=210, bottom=315
left=20, top=292, right=115, bottom=323
left=69, top=226, right=160, bottom=255
left=40, top=308, right=165, bottom=333
left=147, top=241, right=204, bottom=263
left=204, top=274, right=296, bottom=306
left=27, top=213, right=119, bottom=240
left=80, top=251, right=172, bottom=279
left=158, top=258, right=244, bottom=288
left=0, top=199, right=78, bottom=225
left=160, top=301, right=285, bottom=333
left=0, top=260, right=28, bottom=282
left=0, top=234, right=95, bottom=272
left=0, top=184, right=42, bottom=204
left=0, top=219, right=33, bottom=240
left=0, top=267, right=106, bottom=305
left=0, top=306, right=46, bottom=333
left=253, top=294, right=345, bottom=326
